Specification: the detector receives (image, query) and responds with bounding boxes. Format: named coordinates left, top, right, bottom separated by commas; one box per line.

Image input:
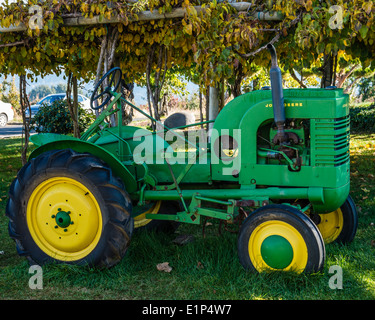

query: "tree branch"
left=336, top=64, right=361, bottom=88
left=0, top=40, right=26, bottom=48
left=237, top=32, right=280, bottom=58
left=236, top=12, right=301, bottom=59
left=289, top=68, right=307, bottom=88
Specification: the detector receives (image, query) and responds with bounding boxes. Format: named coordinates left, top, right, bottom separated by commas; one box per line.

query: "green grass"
left=0, top=135, right=374, bottom=300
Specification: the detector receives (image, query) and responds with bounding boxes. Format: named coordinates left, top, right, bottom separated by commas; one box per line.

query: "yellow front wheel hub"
left=248, top=221, right=308, bottom=273
left=27, top=177, right=103, bottom=262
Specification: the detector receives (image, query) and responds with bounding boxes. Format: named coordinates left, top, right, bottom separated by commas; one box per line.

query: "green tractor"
left=6, top=45, right=358, bottom=273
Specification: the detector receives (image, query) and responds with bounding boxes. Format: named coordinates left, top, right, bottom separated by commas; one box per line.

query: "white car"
left=0, top=101, right=14, bottom=127
left=26, top=93, right=91, bottom=119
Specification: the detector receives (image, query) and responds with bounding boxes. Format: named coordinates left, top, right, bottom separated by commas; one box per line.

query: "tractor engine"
left=257, top=118, right=308, bottom=172
left=211, top=45, right=350, bottom=213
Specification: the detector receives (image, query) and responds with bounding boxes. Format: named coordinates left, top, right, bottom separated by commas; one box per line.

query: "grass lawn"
left=0, top=134, right=374, bottom=300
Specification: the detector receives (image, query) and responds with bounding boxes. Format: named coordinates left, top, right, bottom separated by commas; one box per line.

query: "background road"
left=0, top=124, right=31, bottom=138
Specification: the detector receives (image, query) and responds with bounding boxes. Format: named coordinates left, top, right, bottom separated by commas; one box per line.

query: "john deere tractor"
left=6, top=45, right=358, bottom=273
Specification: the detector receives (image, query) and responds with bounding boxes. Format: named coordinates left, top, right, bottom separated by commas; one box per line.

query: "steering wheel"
left=90, top=67, right=122, bottom=110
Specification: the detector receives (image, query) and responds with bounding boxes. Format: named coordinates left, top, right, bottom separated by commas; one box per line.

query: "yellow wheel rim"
left=27, top=177, right=102, bottom=262
left=248, top=221, right=308, bottom=273
left=317, top=209, right=344, bottom=244
left=134, top=201, right=162, bottom=228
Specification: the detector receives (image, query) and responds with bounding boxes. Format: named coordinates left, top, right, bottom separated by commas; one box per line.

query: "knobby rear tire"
left=6, top=149, right=134, bottom=269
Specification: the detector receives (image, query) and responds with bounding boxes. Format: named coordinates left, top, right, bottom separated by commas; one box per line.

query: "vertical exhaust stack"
left=267, top=44, right=288, bottom=144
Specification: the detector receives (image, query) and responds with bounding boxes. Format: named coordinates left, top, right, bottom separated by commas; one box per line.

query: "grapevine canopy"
left=0, top=0, right=374, bottom=90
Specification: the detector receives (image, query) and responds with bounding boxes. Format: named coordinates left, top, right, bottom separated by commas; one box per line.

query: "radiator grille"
left=311, top=116, right=350, bottom=167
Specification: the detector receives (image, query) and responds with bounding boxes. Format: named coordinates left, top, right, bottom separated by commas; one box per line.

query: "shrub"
left=349, top=104, right=375, bottom=133
left=31, top=99, right=95, bottom=134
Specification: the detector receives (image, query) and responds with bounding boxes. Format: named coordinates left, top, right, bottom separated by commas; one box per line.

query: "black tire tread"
left=6, top=149, right=133, bottom=268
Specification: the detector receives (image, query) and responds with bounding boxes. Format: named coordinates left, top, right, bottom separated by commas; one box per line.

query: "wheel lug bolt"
left=51, top=215, right=55, bottom=218
left=64, top=229, right=68, bottom=232
left=54, top=225, right=58, bottom=229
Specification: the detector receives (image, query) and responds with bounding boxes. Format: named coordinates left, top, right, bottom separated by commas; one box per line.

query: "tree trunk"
left=199, top=89, right=203, bottom=128
left=232, top=63, right=243, bottom=97
left=66, top=74, right=80, bottom=138
left=19, top=75, right=31, bottom=165
left=146, top=43, right=168, bottom=130
left=320, top=53, right=336, bottom=88
left=205, top=87, right=209, bottom=132
left=93, top=26, right=119, bottom=123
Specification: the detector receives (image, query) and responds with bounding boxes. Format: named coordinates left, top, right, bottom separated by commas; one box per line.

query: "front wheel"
left=238, top=204, right=325, bottom=273
left=6, top=149, right=133, bottom=268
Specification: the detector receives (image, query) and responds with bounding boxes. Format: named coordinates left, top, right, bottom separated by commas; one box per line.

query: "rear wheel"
left=311, top=195, right=358, bottom=244
left=133, top=201, right=180, bottom=233
left=6, top=149, right=133, bottom=268
left=238, top=204, right=325, bottom=273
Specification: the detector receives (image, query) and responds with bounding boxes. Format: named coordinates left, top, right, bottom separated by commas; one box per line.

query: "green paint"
left=55, top=211, right=71, bottom=229
left=261, top=235, right=294, bottom=269
left=29, top=85, right=351, bottom=221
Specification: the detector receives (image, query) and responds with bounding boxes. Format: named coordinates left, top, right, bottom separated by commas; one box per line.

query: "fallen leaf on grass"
left=350, top=171, right=359, bottom=177
left=157, top=262, right=172, bottom=273
left=197, top=261, right=204, bottom=269
left=371, top=240, right=375, bottom=248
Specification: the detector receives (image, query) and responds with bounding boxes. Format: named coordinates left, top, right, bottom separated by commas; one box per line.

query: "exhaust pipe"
left=267, top=44, right=287, bottom=144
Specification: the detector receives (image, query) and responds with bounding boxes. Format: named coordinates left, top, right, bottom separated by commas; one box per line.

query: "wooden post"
left=0, top=3, right=283, bottom=34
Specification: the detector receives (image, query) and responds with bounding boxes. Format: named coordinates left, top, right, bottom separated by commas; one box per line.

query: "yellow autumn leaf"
left=184, top=24, right=193, bottom=35
left=134, top=34, right=141, bottom=43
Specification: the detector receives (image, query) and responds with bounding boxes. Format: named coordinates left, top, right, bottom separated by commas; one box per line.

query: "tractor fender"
left=29, top=138, right=137, bottom=194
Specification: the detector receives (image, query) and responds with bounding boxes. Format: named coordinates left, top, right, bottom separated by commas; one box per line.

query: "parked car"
left=0, top=100, right=14, bottom=127
left=26, top=93, right=91, bottom=119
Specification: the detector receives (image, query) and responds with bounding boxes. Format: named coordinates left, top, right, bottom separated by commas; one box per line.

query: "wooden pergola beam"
left=0, top=2, right=283, bottom=33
